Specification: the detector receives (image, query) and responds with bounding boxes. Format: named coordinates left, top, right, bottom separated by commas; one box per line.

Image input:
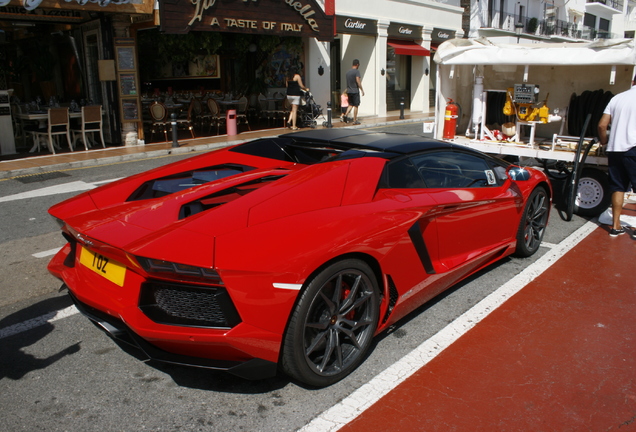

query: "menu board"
left=119, top=73, right=137, bottom=96
left=116, top=46, right=136, bottom=71
left=121, top=98, right=141, bottom=122
left=115, top=39, right=143, bottom=133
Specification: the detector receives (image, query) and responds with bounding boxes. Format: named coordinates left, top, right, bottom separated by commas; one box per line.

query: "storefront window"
left=386, top=46, right=411, bottom=111
left=83, top=31, right=102, bottom=105
left=137, top=29, right=304, bottom=95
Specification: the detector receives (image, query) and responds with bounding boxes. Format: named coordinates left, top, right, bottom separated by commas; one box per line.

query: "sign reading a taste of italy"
left=160, top=0, right=334, bottom=41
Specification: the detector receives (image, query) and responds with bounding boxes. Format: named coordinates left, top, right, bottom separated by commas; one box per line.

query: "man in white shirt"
left=598, top=75, right=636, bottom=236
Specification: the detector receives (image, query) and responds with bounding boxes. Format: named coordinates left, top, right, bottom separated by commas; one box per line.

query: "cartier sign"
left=388, top=22, right=422, bottom=40
left=335, top=15, right=377, bottom=35
left=160, top=0, right=333, bottom=41
left=431, top=27, right=456, bottom=43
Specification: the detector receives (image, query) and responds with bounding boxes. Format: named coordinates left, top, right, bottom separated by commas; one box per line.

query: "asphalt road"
left=0, top=124, right=590, bottom=432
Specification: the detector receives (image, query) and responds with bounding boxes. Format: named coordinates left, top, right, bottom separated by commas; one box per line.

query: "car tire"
left=281, top=259, right=380, bottom=387
left=514, top=186, right=549, bottom=257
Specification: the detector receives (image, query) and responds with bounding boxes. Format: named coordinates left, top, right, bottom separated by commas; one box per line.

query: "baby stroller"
left=298, top=90, right=324, bottom=128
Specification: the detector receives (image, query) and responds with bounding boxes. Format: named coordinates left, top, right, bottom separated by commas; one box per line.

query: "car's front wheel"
left=514, top=186, right=549, bottom=257
left=281, top=259, right=380, bottom=387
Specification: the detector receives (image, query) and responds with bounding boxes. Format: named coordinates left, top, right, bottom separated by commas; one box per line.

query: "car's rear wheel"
left=281, top=259, right=380, bottom=387
left=514, top=186, right=549, bottom=257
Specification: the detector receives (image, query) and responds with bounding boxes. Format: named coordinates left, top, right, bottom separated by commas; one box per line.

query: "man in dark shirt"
left=344, top=59, right=364, bottom=125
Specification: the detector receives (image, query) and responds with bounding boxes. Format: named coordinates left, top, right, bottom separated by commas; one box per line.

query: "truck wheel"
left=574, top=168, right=610, bottom=217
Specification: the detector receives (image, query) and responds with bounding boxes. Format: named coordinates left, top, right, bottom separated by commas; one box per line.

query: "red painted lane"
left=341, top=210, right=636, bottom=431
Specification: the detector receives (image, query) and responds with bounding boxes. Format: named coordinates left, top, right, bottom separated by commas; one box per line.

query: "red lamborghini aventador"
left=48, top=129, right=551, bottom=387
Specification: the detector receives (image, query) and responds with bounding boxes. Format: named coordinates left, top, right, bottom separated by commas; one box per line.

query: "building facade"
left=0, top=0, right=155, bottom=148
left=466, top=0, right=636, bottom=43
left=154, top=0, right=464, bottom=124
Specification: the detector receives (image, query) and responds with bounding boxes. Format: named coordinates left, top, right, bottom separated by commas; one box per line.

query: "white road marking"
left=0, top=177, right=122, bottom=339
left=0, top=305, right=78, bottom=340
left=93, top=178, right=123, bottom=185
left=32, top=247, right=63, bottom=258
left=0, top=178, right=121, bottom=203
left=299, top=219, right=599, bottom=432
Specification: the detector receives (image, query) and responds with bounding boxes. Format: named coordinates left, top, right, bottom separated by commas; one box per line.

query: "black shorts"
left=348, top=92, right=360, bottom=107
left=607, top=146, right=636, bottom=193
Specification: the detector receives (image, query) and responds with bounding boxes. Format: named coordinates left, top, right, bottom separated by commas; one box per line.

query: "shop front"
left=0, top=0, right=154, bottom=154
left=386, top=22, right=429, bottom=112
left=330, top=0, right=463, bottom=119
left=135, top=0, right=334, bottom=137
left=333, top=15, right=378, bottom=118
left=333, top=16, right=432, bottom=118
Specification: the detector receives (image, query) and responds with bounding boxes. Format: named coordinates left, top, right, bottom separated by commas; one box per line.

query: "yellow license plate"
left=79, top=246, right=127, bottom=287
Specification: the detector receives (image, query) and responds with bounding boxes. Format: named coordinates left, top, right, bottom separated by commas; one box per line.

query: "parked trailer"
left=432, top=38, right=636, bottom=217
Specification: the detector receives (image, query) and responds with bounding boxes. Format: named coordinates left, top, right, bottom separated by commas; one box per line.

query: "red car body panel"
left=48, top=130, right=551, bottom=380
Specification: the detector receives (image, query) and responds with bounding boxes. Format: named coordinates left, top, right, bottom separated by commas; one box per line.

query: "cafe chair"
left=176, top=99, right=196, bottom=139
left=30, top=107, right=72, bottom=154
left=191, top=98, right=206, bottom=131
left=258, top=93, right=274, bottom=126
left=236, top=96, right=251, bottom=131
left=274, top=97, right=292, bottom=127
left=71, top=105, right=105, bottom=151
left=11, top=104, right=31, bottom=150
left=149, top=101, right=169, bottom=142
left=247, top=94, right=259, bottom=120
left=206, top=98, right=225, bottom=135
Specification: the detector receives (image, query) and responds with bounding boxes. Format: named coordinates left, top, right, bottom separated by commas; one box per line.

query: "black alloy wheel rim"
left=302, top=269, right=376, bottom=377
left=524, top=189, right=549, bottom=251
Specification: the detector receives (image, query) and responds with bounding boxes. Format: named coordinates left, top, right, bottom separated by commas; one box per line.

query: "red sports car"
left=48, top=129, right=551, bottom=387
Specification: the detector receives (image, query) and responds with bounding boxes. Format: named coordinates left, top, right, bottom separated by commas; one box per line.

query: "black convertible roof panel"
left=331, top=132, right=454, bottom=154
left=280, top=129, right=455, bottom=155
left=279, top=128, right=369, bottom=143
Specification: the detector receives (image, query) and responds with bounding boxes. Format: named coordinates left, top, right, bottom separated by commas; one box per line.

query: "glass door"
left=386, top=46, right=411, bottom=111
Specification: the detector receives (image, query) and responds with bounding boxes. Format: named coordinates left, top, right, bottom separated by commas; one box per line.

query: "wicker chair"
left=149, top=102, right=168, bottom=142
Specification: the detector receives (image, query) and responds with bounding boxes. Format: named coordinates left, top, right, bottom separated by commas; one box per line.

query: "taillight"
left=135, top=257, right=223, bottom=285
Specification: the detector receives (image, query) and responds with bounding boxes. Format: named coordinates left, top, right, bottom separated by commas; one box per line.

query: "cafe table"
left=17, top=108, right=99, bottom=152
left=216, top=100, right=240, bottom=113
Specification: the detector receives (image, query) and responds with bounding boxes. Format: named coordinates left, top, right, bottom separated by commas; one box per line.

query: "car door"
left=410, top=150, right=521, bottom=271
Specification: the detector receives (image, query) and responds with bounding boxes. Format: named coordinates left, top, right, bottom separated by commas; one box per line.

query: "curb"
left=1, top=117, right=432, bottom=180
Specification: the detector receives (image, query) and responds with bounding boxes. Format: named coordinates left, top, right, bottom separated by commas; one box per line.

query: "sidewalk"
left=0, top=112, right=431, bottom=180
left=324, top=205, right=636, bottom=432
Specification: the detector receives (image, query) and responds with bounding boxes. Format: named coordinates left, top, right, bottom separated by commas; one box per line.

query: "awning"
left=387, top=39, right=430, bottom=56
left=434, top=37, right=636, bottom=66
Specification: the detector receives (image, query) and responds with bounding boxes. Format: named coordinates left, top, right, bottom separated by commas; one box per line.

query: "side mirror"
left=508, top=166, right=531, bottom=181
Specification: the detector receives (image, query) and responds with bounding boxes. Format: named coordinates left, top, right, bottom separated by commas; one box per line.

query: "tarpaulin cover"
left=433, top=37, right=636, bottom=66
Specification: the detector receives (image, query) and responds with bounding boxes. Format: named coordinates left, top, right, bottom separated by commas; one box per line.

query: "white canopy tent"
left=432, top=38, right=636, bottom=140
left=434, top=38, right=636, bottom=66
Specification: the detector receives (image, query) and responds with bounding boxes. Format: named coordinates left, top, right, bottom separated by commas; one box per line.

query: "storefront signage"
left=0, top=4, right=89, bottom=21
left=335, top=15, right=377, bottom=35
left=388, top=22, right=422, bottom=40
left=431, top=27, right=456, bottom=43
left=160, top=0, right=333, bottom=41
left=2, top=0, right=152, bottom=14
